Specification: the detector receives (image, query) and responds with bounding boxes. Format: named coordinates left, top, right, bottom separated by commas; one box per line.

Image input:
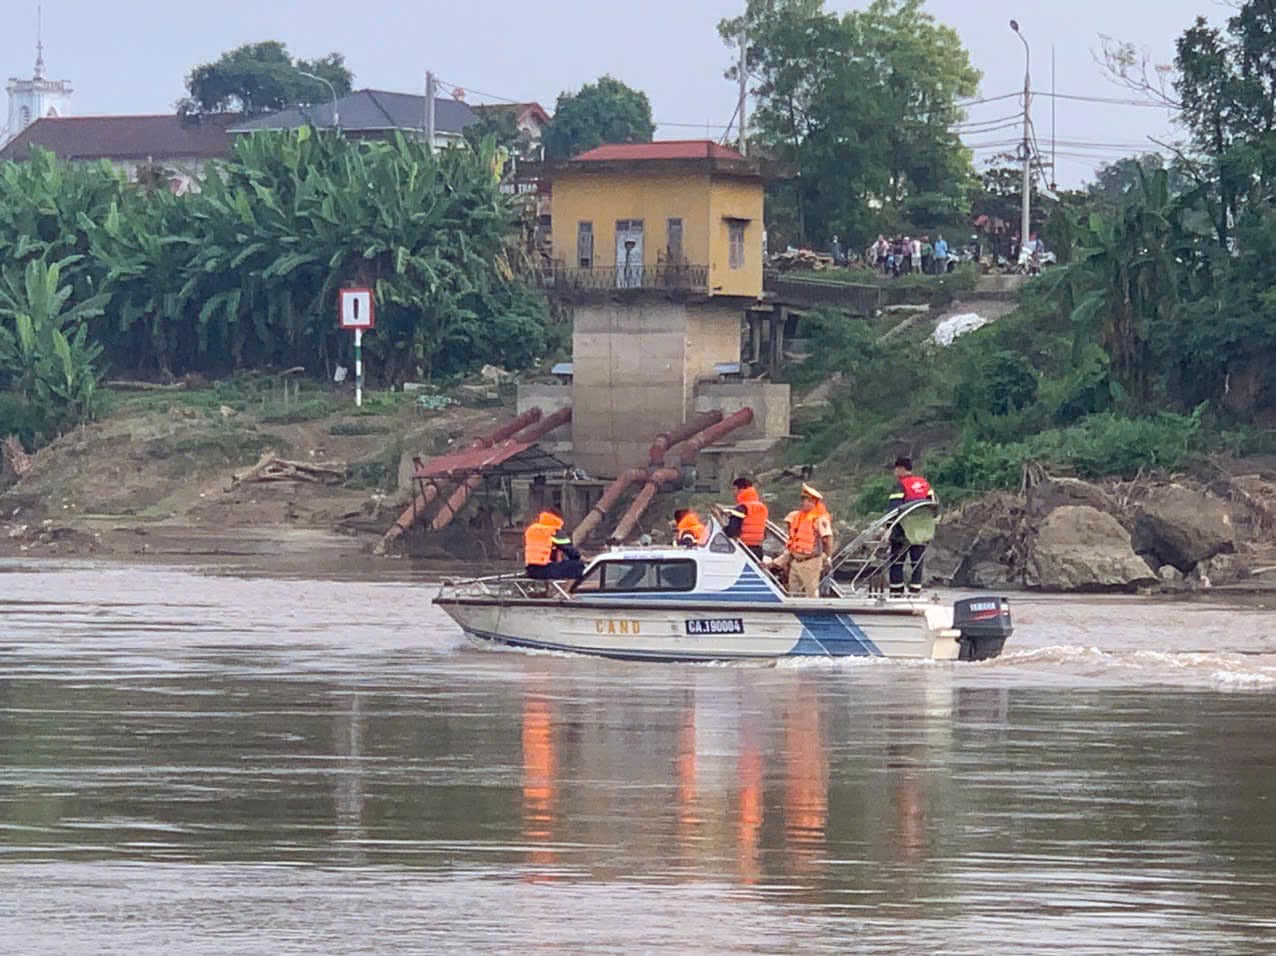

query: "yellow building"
left=548, top=140, right=764, bottom=299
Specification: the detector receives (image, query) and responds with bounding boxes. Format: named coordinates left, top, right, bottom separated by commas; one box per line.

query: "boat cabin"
left=575, top=528, right=785, bottom=604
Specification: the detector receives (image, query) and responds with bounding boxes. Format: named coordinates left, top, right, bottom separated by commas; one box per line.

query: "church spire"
left=33, top=3, right=45, bottom=80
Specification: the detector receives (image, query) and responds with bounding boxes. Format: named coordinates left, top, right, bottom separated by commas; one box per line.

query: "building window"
left=577, top=221, right=594, bottom=269
left=19, top=106, right=31, bottom=128
left=666, top=218, right=684, bottom=264
left=728, top=219, right=748, bottom=270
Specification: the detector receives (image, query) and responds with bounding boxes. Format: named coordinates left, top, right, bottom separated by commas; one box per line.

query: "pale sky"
left=2, top=0, right=1224, bottom=186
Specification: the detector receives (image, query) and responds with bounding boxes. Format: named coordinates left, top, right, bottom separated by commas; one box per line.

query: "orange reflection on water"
left=736, top=739, right=764, bottom=884
left=521, top=695, right=557, bottom=873
left=782, top=696, right=828, bottom=875
left=675, top=705, right=701, bottom=851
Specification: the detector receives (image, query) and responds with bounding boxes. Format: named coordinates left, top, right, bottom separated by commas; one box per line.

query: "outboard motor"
left=953, top=597, right=1013, bottom=661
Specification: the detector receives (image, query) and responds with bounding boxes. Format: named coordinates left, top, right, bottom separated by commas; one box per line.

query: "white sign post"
left=338, top=288, right=375, bottom=407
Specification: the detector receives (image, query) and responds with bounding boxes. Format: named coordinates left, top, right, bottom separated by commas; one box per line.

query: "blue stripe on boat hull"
left=791, top=613, right=883, bottom=657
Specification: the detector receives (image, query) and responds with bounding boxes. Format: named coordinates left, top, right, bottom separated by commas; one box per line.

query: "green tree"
left=181, top=42, right=353, bottom=116
left=1054, top=167, right=1189, bottom=405
left=723, top=0, right=979, bottom=245
left=542, top=76, right=654, bottom=160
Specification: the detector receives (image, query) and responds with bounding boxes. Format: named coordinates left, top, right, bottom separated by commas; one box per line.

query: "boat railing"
left=821, top=500, right=940, bottom=593
left=438, top=573, right=576, bottom=602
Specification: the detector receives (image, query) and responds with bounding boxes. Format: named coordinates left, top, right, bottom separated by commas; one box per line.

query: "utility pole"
left=1010, top=20, right=1032, bottom=252
left=1050, top=44, right=1057, bottom=191
left=737, top=31, right=748, bottom=157
left=424, top=71, right=437, bottom=152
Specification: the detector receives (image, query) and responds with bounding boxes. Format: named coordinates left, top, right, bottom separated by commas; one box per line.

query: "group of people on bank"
left=524, top=458, right=934, bottom=599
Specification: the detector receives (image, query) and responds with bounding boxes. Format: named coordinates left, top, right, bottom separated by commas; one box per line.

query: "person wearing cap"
left=525, top=509, right=585, bottom=580
left=772, top=484, right=834, bottom=598
left=726, top=476, right=770, bottom=560
left=886, top=456, right=936, bottom=597
left=673, top=509, right=709, bottom=548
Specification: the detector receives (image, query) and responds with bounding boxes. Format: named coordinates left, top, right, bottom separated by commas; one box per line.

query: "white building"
left=4, top=35, right=72, bottom=146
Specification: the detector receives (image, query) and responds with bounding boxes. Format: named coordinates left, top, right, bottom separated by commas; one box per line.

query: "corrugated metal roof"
left=414, top=441, right=568, bottom=480
left=571, top=140, right=746, bottom=162
left=231, top=89, right=478, bottom=135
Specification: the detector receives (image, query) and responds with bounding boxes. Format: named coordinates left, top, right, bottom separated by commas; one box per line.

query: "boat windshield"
left=574, top=558, right=697, bottom=594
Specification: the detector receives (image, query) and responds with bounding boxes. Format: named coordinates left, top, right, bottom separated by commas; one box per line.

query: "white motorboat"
left=434, top=521, right=1012, bottom=663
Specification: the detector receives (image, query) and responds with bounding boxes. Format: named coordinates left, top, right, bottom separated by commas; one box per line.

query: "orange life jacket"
left=786, top=509, right=823, bottom=558
left=736, top=486, right=769, bottom=547
left=524, top=512, right=565, bottom=566
left=676, top=512, right=708, bottom=547
left=900, top=475, right=933, bottom=502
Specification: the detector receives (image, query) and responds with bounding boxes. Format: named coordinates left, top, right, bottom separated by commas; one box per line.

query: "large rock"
left=1026, top=477, right=1120, bottom=521
left=1132, top=485, right=1235, bottom=572
left=1026, top=506, right=1157, bottom=592
left=926, top=492, right=1021, bottom=587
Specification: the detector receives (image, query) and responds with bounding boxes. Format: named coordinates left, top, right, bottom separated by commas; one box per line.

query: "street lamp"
left=299, top=70, right=339, bottom=132
left=1009, top=20, right=1032, bottom=260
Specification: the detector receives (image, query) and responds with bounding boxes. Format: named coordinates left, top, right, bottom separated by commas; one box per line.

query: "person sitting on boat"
left=886, top=456, right=937, bottom=597
left=673, top=509, right=709, bottom=548
left=727, top=476, right=769, bottom=560
left=770, top=484, right=834, bottom=598
left=524, top=510, right=585, bottom=581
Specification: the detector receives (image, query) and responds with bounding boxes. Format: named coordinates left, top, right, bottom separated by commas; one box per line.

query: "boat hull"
left=435, top=596, right=961, bottom=662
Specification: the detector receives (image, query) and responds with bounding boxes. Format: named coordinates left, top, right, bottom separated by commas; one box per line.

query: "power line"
left=1031, top=91, right=1175, bottom=109
left=957, top=91, right=1024, bottom=107
left=954, top=112, right=1024, bottom=130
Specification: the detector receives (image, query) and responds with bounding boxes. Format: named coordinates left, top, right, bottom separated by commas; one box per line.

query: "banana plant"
left=0, top=258, right=107, bottom=424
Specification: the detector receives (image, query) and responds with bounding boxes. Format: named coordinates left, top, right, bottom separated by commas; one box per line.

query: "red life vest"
left=735, top=487, right=769, bottom=547
left=900, top=475, right=932, bottom=502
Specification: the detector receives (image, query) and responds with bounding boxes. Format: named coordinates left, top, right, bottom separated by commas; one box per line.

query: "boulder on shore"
left=1025, top=505, right=1157, bottom=592
left=1026, top=476, right=1120, bottom=521
left=1132, top=485, right=1234, bottom=572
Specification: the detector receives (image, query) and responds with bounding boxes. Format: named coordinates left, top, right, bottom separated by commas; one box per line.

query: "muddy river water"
left=2, top=560, right=1276, bottom=954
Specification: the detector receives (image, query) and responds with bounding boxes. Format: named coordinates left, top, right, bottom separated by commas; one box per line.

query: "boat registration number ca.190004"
left=685, top=618, right=745, bottom=636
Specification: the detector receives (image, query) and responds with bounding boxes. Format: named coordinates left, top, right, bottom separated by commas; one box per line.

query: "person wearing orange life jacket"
left=769, top=484, right=834, bottom=598
left=724, top=476, right=770, bottom=560
left=524, top=509, right=585, bottom=581
left=887, top=456, right=935, bottom=597
left=673, top=509, right=709, bottom=548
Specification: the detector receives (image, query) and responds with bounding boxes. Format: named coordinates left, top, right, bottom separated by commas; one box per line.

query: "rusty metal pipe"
left=664, top=407, right=755, bottom=466
left=609, top=467, right=681, bottom=543
left=572, top=467, right=648, bottom=542
left=429, top=407, right=573, bottom=534
left=431, top=476, right=482, bottom=531
left=511, top=405, right=572, bottom=443
left=378, top=408, right=545, bottom=551
left=648, top=410, right=723, bottom=465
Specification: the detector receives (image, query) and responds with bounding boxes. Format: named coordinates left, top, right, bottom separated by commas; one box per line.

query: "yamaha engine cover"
left=953, top=597, right=1013, bottom=661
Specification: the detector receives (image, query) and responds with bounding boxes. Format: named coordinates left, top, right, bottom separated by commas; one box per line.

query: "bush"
left=930, top=409, right=1205, bottom=496
left=0, top=393, right=48, bottom=448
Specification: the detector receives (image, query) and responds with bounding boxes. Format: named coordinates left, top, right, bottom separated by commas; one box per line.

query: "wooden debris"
left=768, top=248, right=835, bottom=273
left=232, top=451, right=347, bottom=486
left=105, top=379, right=187, bottom=392
left=3, top=435, right=32, bottom=478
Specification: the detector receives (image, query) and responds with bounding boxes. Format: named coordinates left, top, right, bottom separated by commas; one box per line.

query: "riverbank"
left=0, top=378, right=503, bottom=563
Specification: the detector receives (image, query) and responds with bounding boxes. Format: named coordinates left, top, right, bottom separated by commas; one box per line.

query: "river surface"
left=2, top=560, right=1276, bottom=954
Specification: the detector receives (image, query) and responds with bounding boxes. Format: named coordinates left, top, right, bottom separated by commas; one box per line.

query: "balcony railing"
left=536, top=261, right=709, bottom=293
